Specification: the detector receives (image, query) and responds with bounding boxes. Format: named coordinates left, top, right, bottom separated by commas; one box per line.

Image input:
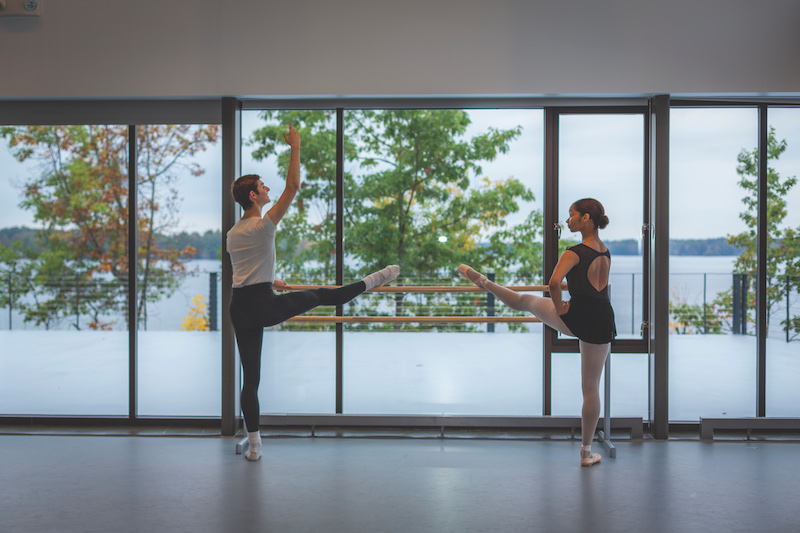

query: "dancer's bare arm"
left=267, top=123, right=301, bottom=226
left=549, top=250, right=579, bottom=315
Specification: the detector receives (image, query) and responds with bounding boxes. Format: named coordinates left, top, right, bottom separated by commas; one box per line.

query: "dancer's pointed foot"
left=580, top=453, right=601, bottom=467
left=580, top=445, right=601, bottom=467
left=363, top=265, right=400, bottom=290
left=458, top=264, right=488, bottom=288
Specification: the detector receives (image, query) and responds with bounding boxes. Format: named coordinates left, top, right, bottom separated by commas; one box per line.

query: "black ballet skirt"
left=559, top=243, right=617, bottom=345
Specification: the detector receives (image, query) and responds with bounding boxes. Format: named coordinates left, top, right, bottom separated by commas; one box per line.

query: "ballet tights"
left=579, top=340, right=610, bottom=448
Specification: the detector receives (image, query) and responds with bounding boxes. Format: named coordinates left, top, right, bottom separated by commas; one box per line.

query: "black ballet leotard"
left=559, top=243, right=617, bottom=345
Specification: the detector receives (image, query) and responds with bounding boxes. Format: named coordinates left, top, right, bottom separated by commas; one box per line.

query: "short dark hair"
left=572, top=198, right=609, bottom=229
left=231, top=174, right=260, bottom=209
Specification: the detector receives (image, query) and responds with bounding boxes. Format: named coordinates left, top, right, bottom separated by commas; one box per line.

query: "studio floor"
left=1, top=430, right=798, bottom=533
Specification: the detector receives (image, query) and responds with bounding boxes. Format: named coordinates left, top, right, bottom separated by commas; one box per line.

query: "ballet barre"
left=277, top=284, right=549, bottom=293
left=276, top=284, right=544, bottom=323
left=287, top=316, right=540, bottom=323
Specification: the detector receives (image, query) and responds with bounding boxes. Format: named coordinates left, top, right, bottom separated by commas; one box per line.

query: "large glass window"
left=669, top=108, right=758, bottom=421
left=242, top=110, right=338, bottom=414
left=342, top=108, right=545, bottom=415
left=136, top=124, right=222, bottom=417
left=0, top=125, right=129, bottom=415
left=766, top=108, right=800, bottom=417
left=553, top=113, right=648, bottom=419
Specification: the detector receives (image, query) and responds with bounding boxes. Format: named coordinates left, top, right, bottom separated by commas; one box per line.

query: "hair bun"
left=598, top=215, right=609, bottom=229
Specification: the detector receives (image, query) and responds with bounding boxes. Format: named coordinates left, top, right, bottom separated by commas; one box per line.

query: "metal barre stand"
left=596, top=349, right=615, bottom=458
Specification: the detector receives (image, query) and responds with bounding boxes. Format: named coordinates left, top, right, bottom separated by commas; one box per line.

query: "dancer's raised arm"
left=267, top=123, right=301, bottom=226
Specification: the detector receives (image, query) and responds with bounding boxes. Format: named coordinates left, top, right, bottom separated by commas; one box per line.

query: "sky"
left=1, top=107, right=799, bottom=243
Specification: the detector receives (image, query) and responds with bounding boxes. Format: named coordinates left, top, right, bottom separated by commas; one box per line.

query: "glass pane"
left=766, top=108, right=800, bottom=416
left=135, top=124, right=222, bottom=417
left=0, top=125, right=129, bottom=415
left=669, top=108, right=758, bottom=421
left=241, top=110, right=337, bottom=414
left=558, top=114, right=645, bottom=339
left=342, top=109, right=545, bottom=415
left=553, top=114, right=647, bottom=419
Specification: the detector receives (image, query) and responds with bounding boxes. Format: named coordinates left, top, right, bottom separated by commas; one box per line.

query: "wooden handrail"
left=287, top=316, right=540, bottom=323
left=275, top=284, right=544, bottom=323
left=277, top=284, right=547, bottom=293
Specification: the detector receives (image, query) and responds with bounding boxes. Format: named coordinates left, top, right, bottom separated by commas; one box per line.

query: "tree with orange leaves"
left=0, top=124, right=219, bottom=330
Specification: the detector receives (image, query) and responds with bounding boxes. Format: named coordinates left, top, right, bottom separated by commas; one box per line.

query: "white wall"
left=1, top=0, right=799, bottom=99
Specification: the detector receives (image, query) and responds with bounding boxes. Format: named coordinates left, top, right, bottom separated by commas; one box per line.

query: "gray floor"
left=1, top=431, right=798, bottom=533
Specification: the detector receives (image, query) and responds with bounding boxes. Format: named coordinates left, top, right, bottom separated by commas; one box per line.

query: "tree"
left=181, top=294, right=210, bottom=331
left=726, top=127, right=800, bottom=340
left=249, top=110, right=543, bottom=331
left=0, top=124, right=220, bottom=329
left=250, top=111, right=339, bottom=283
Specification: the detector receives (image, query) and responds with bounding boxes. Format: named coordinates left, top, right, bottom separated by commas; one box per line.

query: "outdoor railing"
left=2, top=270, right=799, bottom=341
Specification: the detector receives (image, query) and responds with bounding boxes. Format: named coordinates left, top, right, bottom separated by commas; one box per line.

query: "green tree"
left=250, top=111, right=339, bottom=283
left=0, top=124, right=219, bottom=329
left=726, top=127, right=800, bottom=340
left=249, top=110, right=543, bottom=331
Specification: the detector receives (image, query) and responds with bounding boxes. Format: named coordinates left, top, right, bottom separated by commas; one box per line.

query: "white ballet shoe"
left=245, top=429, right=262, bottom=461
left=363, top=265, right=400, bottom=290
left=457, top=264, right=488, bottom=288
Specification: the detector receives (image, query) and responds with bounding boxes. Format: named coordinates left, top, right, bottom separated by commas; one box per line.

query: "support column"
left=649, top=95, right=670, bottom=439
left=221, top=97, right=241, bottom=436
left=756, top=105, right=768, bottom=417
left=128, top=125, right=138, bottom=420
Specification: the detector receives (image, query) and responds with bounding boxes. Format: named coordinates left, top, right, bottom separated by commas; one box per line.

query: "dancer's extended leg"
left=458, top=264, right=574, bottom=336
left=579, top=340, right=609, bottom=466
left=262, top=265, right=400, bottom=327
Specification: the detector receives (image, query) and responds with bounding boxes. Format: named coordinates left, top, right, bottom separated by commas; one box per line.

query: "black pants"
left=229, top=281, right=367, bottom=432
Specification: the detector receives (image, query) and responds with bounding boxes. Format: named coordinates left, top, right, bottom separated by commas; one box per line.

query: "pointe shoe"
left=458, top=264, right=488, bottom=288
left=580, top=452, right=601, bottom=467
left=245, top=448, right=261, bottom=461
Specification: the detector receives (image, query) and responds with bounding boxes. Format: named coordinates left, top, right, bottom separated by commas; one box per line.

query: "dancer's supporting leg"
left=579, top=340, right=610, bottom=467
left=458, top=264, right=574, bottom=336
left=235, top=326, right=264, bottom=461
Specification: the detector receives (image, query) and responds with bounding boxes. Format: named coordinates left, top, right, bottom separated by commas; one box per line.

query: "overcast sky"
left=2, top=108, right=799, bottom=244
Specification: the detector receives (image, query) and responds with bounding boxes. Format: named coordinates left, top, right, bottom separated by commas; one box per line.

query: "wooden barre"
left=278, top=284, right=548, bottom=293
left=287, top=316, right=541, bottom=323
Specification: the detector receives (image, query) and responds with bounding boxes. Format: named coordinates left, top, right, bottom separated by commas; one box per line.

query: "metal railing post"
left=703, top=273, right=707, bottom=334
left=487, top=272, right=495, bottom=333
left=787, top=275, right=791, bottom=343
left=7, top=270, right=12, bottom=330
left=209, top=271, right=218, bottom=331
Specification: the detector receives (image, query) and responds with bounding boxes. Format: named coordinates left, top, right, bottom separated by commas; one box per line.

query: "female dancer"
left=459, top=198, right=615, bottom=467
left=227, top=123, right=399, bottom=461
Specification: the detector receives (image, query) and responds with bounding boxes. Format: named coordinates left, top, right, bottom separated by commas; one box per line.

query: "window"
left=0, top=125, right=130, bottom=415
left=669, top=108, right=758, bottom=420
left=341, top=109, right=545, bottom=415
left=765, top=108, right=800, bottom=416
left=552, top=113, right=647, bottom=419
left=136, top=124, right=222, bottom=417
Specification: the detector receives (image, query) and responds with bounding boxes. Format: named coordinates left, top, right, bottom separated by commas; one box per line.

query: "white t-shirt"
left=226, top=216, right=276, bottom=288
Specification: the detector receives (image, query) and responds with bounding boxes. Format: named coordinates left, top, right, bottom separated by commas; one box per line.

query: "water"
left=2, top=256, right=798, bottom=337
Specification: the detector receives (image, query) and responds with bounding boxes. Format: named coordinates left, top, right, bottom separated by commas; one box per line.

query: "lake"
left=2, top=256, right=797, bottom=339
